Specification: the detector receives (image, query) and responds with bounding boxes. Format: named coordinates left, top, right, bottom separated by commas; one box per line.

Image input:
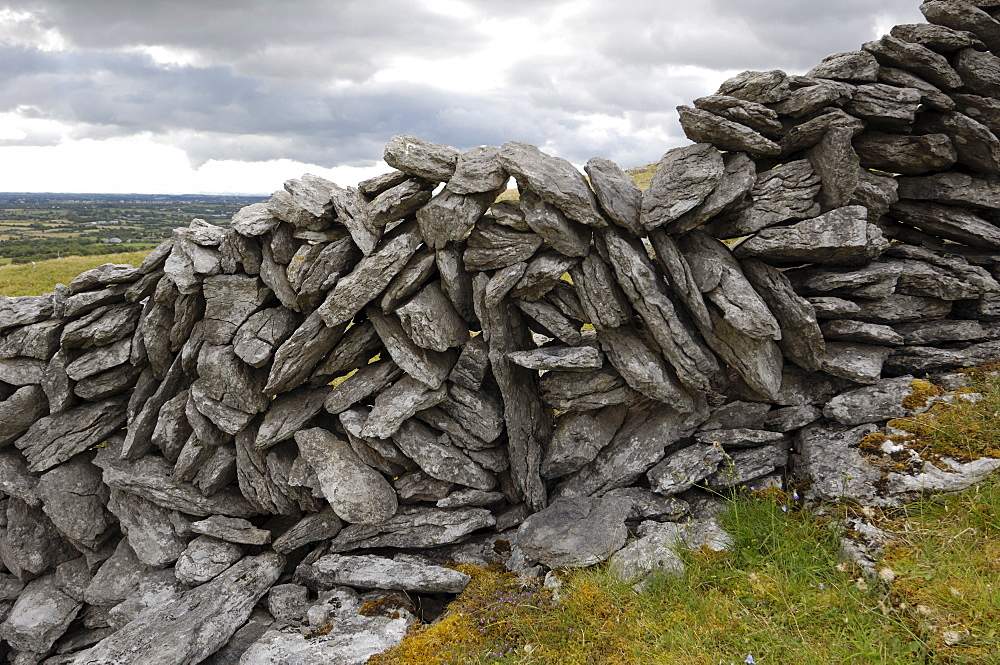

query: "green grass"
left=0, top=250, right=153, bottom=296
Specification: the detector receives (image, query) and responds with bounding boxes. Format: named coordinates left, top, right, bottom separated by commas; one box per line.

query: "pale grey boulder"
left=0, top=575, right=81, bottom=655
left=393, top=470, right=453, bottom=504
left=823, top=375, right=916, bottom=426
left=0, top=319, right=62, bottom=361
left=312, top=554, right=471, bottom=593
left=383, top=134, right=459, bottom=182
left=540, top=405, right=627, bottom=479
left=609, top=522, right=685, bottom=583
left=273, top=507, right=344, bottom=555
left=640, top=143, right=725, bottom=230
left=569, top=250, right=633, bottom=329
left=107, top=569, right=185, bottom=631
left=323, top=360, right=402, bottom=415
left=798, top=423, right=881, bottom=503
left=200, top=275, right=270, bottom=345
left=763, top=405, right=822, bottom=432
left=516, top=496, right=632, bottom=569
left=174, top=536, right=244, bottom=586
left=887, top=457, right=1000, bottom=495
left=705, top=442, right=789, bottom=490
left=70, top=553, right=283, bottom=665
left=705, top=160, right=821, bottom=238
left=647, top=444, right=727, bottom=496
left=820, top=342, right=892, bottom=384
left=448, top=145, right=509, bottom=195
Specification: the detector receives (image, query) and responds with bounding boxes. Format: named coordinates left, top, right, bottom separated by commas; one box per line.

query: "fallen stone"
left=609, top=522, right=685, bottom=583
left=312, top=553, right=471, bottom=593
left=516, top=496, right=632, bottom=569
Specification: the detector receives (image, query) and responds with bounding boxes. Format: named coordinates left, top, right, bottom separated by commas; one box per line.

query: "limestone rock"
left=518, top=189, right=592, bottom=258
left=609, top=522, right=685, bottom=583
left=853, top=132, right=956, bottom=175
left=37, top=457, right=110, bottom=550
left=890, top=200, right=1000, bottom=250
left=391, top=419, right=495, bottom=490
left=231, top=202, right=279, bottom=237
left=821, top=342, right=892, bottom=384
left=15, top=397, right=128, bottom=473
left=917, top=110, right=1000, bottom=174
left=647, top=444, right=727, bottom=496
left=0, top=295, right=54, bottom=333
left=272, top=506, right=343, bottom=554
left=845, top=84, right=922, bottom=127
left=328, top=505, right=495, bottom=552
left=0, top=575, right=81, bottom=654
left=312, top=554, right=471, bottom=593
left=890, top=22, right=986, bottom=52
left=190, top=516, right=271, bottom=546
left=771, top=79, right=856, bottom=117
left=396, top=281, right=468, bottom=352
left=824, top=375, right=916, bottom=426
left=807, top=50, right=879, bottom=82
left=265, top=311, right=346, bottom=396
left=693, top=94, right=782, bottom=135
left=896, top=172, right=1000, bottom=209
left=447, top=145, right=508, bottom=195
left=676, top=106, right=781, bottom=156
left=798, top=423, right=881, bottom=503
left=366, top=307, right=457, bottom=390
left=416, top=187, right=498, bottom=250
left=717, top=70, right=791, bottom=104
left=780, top=109, right=866, bottom=155
left=920, top=0, right=1000, bottom=53
left=383, top=134, right=459, bottom=182
left=463, top=219, right=542, bottom=271
left=516, top=496, right=632, bottom=569
left=507, top=345, right=602, bottom=371
left=362, top=375, right=447, bottom=439
left=0, top=498, right=76, bottom=581
left=862, top=35, right=963, bottom=89
left=0, top=385, right=49, bottom=447
left=639, top=143, right=725, bottom=230
left=821, top=319, right=905, bottom=346
left=584, top=157, right=643, bottom=235
left=852, top=294, right=952, bottom=324
left=706, top=160, right=821, bottom=238
left=68, top=263, right=142, bottom=294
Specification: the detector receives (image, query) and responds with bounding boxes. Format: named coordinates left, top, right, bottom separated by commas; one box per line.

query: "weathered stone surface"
left=106, top=489, right=189, bottom=568
left=717, top=70, right=791, bottom=104
left=14, top=396, right=127, bottom=472
left=878, top=66, right=956, bottom=112
left=852, top=168, right=900, bottom=222
left=734, top=206, right=888, bottom=266
left=821, top=319, right=905, bottom=346
left=507, top=345, right=602, bottom=371
left=699, top=401, right=771, bottom=432
left=821, top=342, right=892, bottom=384
left=362, top=375, right=447, bottom=439
left=231, top=202, right=279, bottom=237
left=391, top=418, right=495, bottom=490
left=854, top=132, right=957, bottom=176
left=887, top=457, right=1000, bottom=495
left=584, top=157, right=643, bottom=235
left=265, top=310, right=346, bottom=396
left=771, top=78, right=856, bottom=117
left=272, top=506, right=343, bottom=554
left=807, top=50, right=879, bottom=82
left=0, top=497, right=76, bottom=580
left=366, top=307, right=457, bottom=389
left=64, top=338, right=131, bottom=382
left=885, top=339, right=1000, bottom=375
left=763, top=405, right=822, bottom=432
left=953, top=93, right=1000, bottom=136
left=609, top=522, right=686, bottom=583
left=416, top=187, right=498, bottom=250
left=556, top=398, right=708, bottom=499
left=595, top=324, right=693, bottom=411
left=695, top=428, right=787, bottom=449
left=0, top=575, right=81, bottom=654
left=788, top=262, right=902, bottom=299
left=891, top=22, right=985, bottom=52
left=0, top=319, right=62, bottom=360
left=896, top=172, right=1000, bottom=209
left=780, top=109, right=866, bottom=155
left=71, top=553, right=283, bottom=665
left=323, top=359, right=402, bottom=415
left=253, top=386, right=330, bottom=451
left=310, top=320, right=381, bottom=382
left=742, top=257, right=826, bottom=372
left=396, top=281, right=468, bottom=352
left=539, top=365, right=638, bottom=412
left=852, top=294, right=952, bottom=324
left=0, top=385, right=48, bottom=447
left=917, top=110, right=1000, bottom=174
left=498, top=141, right=605, bottom=228
left=509, top=251, right=577, bottom=301
left=316, top=221, right=422, bottom=328
left=37, top=457, right=109, bottom=550
left=197, top=343, right=268, bottom=416
left=516, top=496, right=631, bottom=569
left=798, top=423, right=881, bottom=503
left=383, top=134, right=459, bottom=182
left=463, top=219, right=542, bottom=271
left=0, top=449, right=40, bottom=506
left=0, top=295, right=54, bottom=333
left=823, top=375, right=916, bottom=426
left=886, top=243, right=1000, bottom=299
left=518, top=189, right=592, bottom=258
left=845, top=84, right=922, bottom=127
left=569, top=250, right=631, bottom=329
left=863, top=35, right=963, bottom=89
left=891, top=200, right=1000, bottom=249
left=694, top=94, right=782, bottom=135
left=367, top=179, right=434, bottom=229
left=81, top=539, right=144, bottom=608
left=647, top=444, right=727, bottom=496
left=706, top=442, right=789, bottom=490
left=677, top=106, right=781, bottom=157
left=328, top=505, right=495, bottom=552
left=74, top=362, right=141, bottom=401
left=188, top=516, right=269, bottom=546
left=921, top=0, right=1000, bottom=53
left=393, top=470, right=453, bottom=504
left=235, top=432, right=313, bottom=517
left=312, top=554, right=471, bottom=593
left=68, top=263, right=142, bottom=294
left=667, top=152, right=757, bottom=236
left=448, top=145, right=508, bottom=195
left=95, top=442, right=257, bottom=517
left=640, top=143, right=725, bottom=230
left=706, top=160, right=821, bottom=237
left=437, top=488, right=504, bottom=508
left=893, top=319, right=986, bottom=344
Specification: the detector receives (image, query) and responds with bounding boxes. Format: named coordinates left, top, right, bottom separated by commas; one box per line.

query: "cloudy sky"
left=0, top=0, right=925, bottom=194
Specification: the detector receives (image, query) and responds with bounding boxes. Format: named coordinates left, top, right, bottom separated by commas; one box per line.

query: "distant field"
left=0, top=250, right=153, bottom=297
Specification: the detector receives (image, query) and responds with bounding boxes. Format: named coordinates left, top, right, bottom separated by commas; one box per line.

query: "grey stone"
left=516, top=496, right=631, bottom=569
left=231, top=202, right=279, bottom=237
left=798, top=423, right=881, bottom=503
left=0, top=498, right=76, bottom=581
left=821, top=319, right=905, bottom=346
left=273, top=507, right=343, bottom=555
left=0, top=449, right=40, bottom=506
left=254, top=386, right=331, bottom=451
left=0, top=385, right=48, bottom=447
left=391, top=419, right=495, bottom=490
left=770, top=79, right=856, bottom=117
left=448, top=145, right=508, bottom=195
left=695, top=429, right=787, bottom=449
left=609, top=523, right=685, bottom=583
left=786, top=262, right=902, bottom=299
left=886, top=457, right=1000, bottom=495
left=54, top=557, right=92, bottom=602
left=569, top=249, right=632, bottom=329
left=0, top=319, right=62, bottom=359
left=518, top=189, right=592, bottom=258
left=851, top=294, right=952, bottom=324
left=705, top=442, right=789, bottom=490
left=106, top=489, right=189, bottom=567
left=555, top=398, right=708, bottom=499
left=821, top=342, right=892, bottom=384
left=197, top=343, right=268, bottom=415
left=510, top=251, right=578, bottom=301
left=393, top=470, right=453, bottom=504
left=693, top=94, right=782, bottom=135
left=37, top=458, right=109, bottom=550
left=763, top=405, right=822, bottom=432
left=0, top=576, right=81, bottom=654
left=917, top=110, right=1000, bottom=174
left=700, top=401, right=771, bottom=432
left=70, top=553, right=283, bottom=665
left=596, top=325, right=694, bottom=410
left=952, top=93, right=1000, bottom=136
left=498, top=141, right=605, bottom=228
left=705, top=160, right=821, bottom=237
left=742, top=258, right=826, bottom=372
left=63, top=284, right=129, bottom=320
left=855, top=132, right=957, bottom=176
left=235, top=432, right=312, bottom=516
left=920, top=0, right=1000, bottom=53
left=886, top=244, right=1000, bottom=299
left=378, top=246, right=437, bottom=312
left=65, top=338, right=131, bottom=382
left=74, top=363, right=141, bottom=401
left=890, top=200, right=1000, bottom=250
left=0, top=295, right=53, bottom=333
left=676, top=106, right=781, bottom=156
left=823, top=375, right=916, bottom=426
left=666, top=152, right=757, bottom=236
left=265, top=311, right=346, bottom=396
left=331, top=183, right=381, bottom=257
left=367, top=179, right=433, bottom=229
left=604, top=487, right=690, bottom=522
left=107, top=569, right=184, bottom=631
left=851, top=168, right=900, bottom=222
left=191, top=516, right=270, bottom=546
left=463, top=219, right=542, bottom=271
left=733, top=205, right=889, bottom=266
left=846, top=84, right=923, bottom=127
left=68, top=263, right=142, bottom=294
left=539, top=365, right=639, bottom=412
left=770, top=364, right=856, bottom=407
left=584, top=157, right=643, bottom=235
left=437, top=488, right=504, bottom=508
left=328, top=505, right=495, bottom=552
left=200, top=275, right=270, bottom=345
left=878, top=66, right=955, bottom=112
left=779, top=109, right=866, bottom=156
left=647, top=444, right=727, bottom=496
left=507, top=345, right=602, bottom=371
left=640, top=143, right=725, bottom=230
left=0, top=358, right=48, bottom=388
left=646, top=230, right=711, bottom=329
left=14, top=397, right=127, bottom=473
left=885, top=339, right=1000, bottom=374
left=295, top=427, right=398, bottom=524
left=541, top=405, right=627, bottom=479
left=366, top=307, right=457, bottom=389
left=896, top=172, right=1000, bottom=208
left=893, top=319, right=986, bottom=344
left=383, top=134, right=459, bottom=182
left=316, top=221, right=422, bottom=328
left=717, top=69, right=791, bottom=103
left=863, top=34, right=962, bottom=89
left=288, top=235, right=359, bottom=312
left=362, top=375, right=447, bottom=439
left=310, top=321, right=382, bottom=383
left=323, top=360, right=401, bottom=415
left=807, top=50, right=879, bottom=81
left=416, top=187, right=498, bottom=250
left=312, top=554, right=471, bottom=593
left=891, top=22, right=985, bottom=52
left=82, top=539, right=145, bottom=607
left=396, top=281, right=467, bottom=352
left=438, top=383, right=505, bottom=445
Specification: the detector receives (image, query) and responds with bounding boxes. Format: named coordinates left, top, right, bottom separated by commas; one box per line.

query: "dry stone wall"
left=4, top=1, right=1000, bottom=663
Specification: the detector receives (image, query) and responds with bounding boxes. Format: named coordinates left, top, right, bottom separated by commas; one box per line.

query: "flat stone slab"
left=312, top=554, right=471, bottom=593
left=190, top=516, right=271, bottom=546
left=516, top=496, right=632, bottom=569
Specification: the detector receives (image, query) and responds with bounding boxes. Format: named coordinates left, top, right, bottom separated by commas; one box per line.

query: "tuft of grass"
left=0, top=250, right=153, bottom=296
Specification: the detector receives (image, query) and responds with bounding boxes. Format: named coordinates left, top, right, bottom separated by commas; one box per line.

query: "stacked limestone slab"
left=2, top=1, right=1000, bottom=662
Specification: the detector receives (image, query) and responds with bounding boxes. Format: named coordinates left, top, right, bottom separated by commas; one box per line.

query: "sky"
left=0, top=0, right=926, bottom=194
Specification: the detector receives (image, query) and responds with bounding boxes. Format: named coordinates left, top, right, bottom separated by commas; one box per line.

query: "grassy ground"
left=374, top=369, right=1000, bottom=665
left=0, top=250, right=153, bottom=296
